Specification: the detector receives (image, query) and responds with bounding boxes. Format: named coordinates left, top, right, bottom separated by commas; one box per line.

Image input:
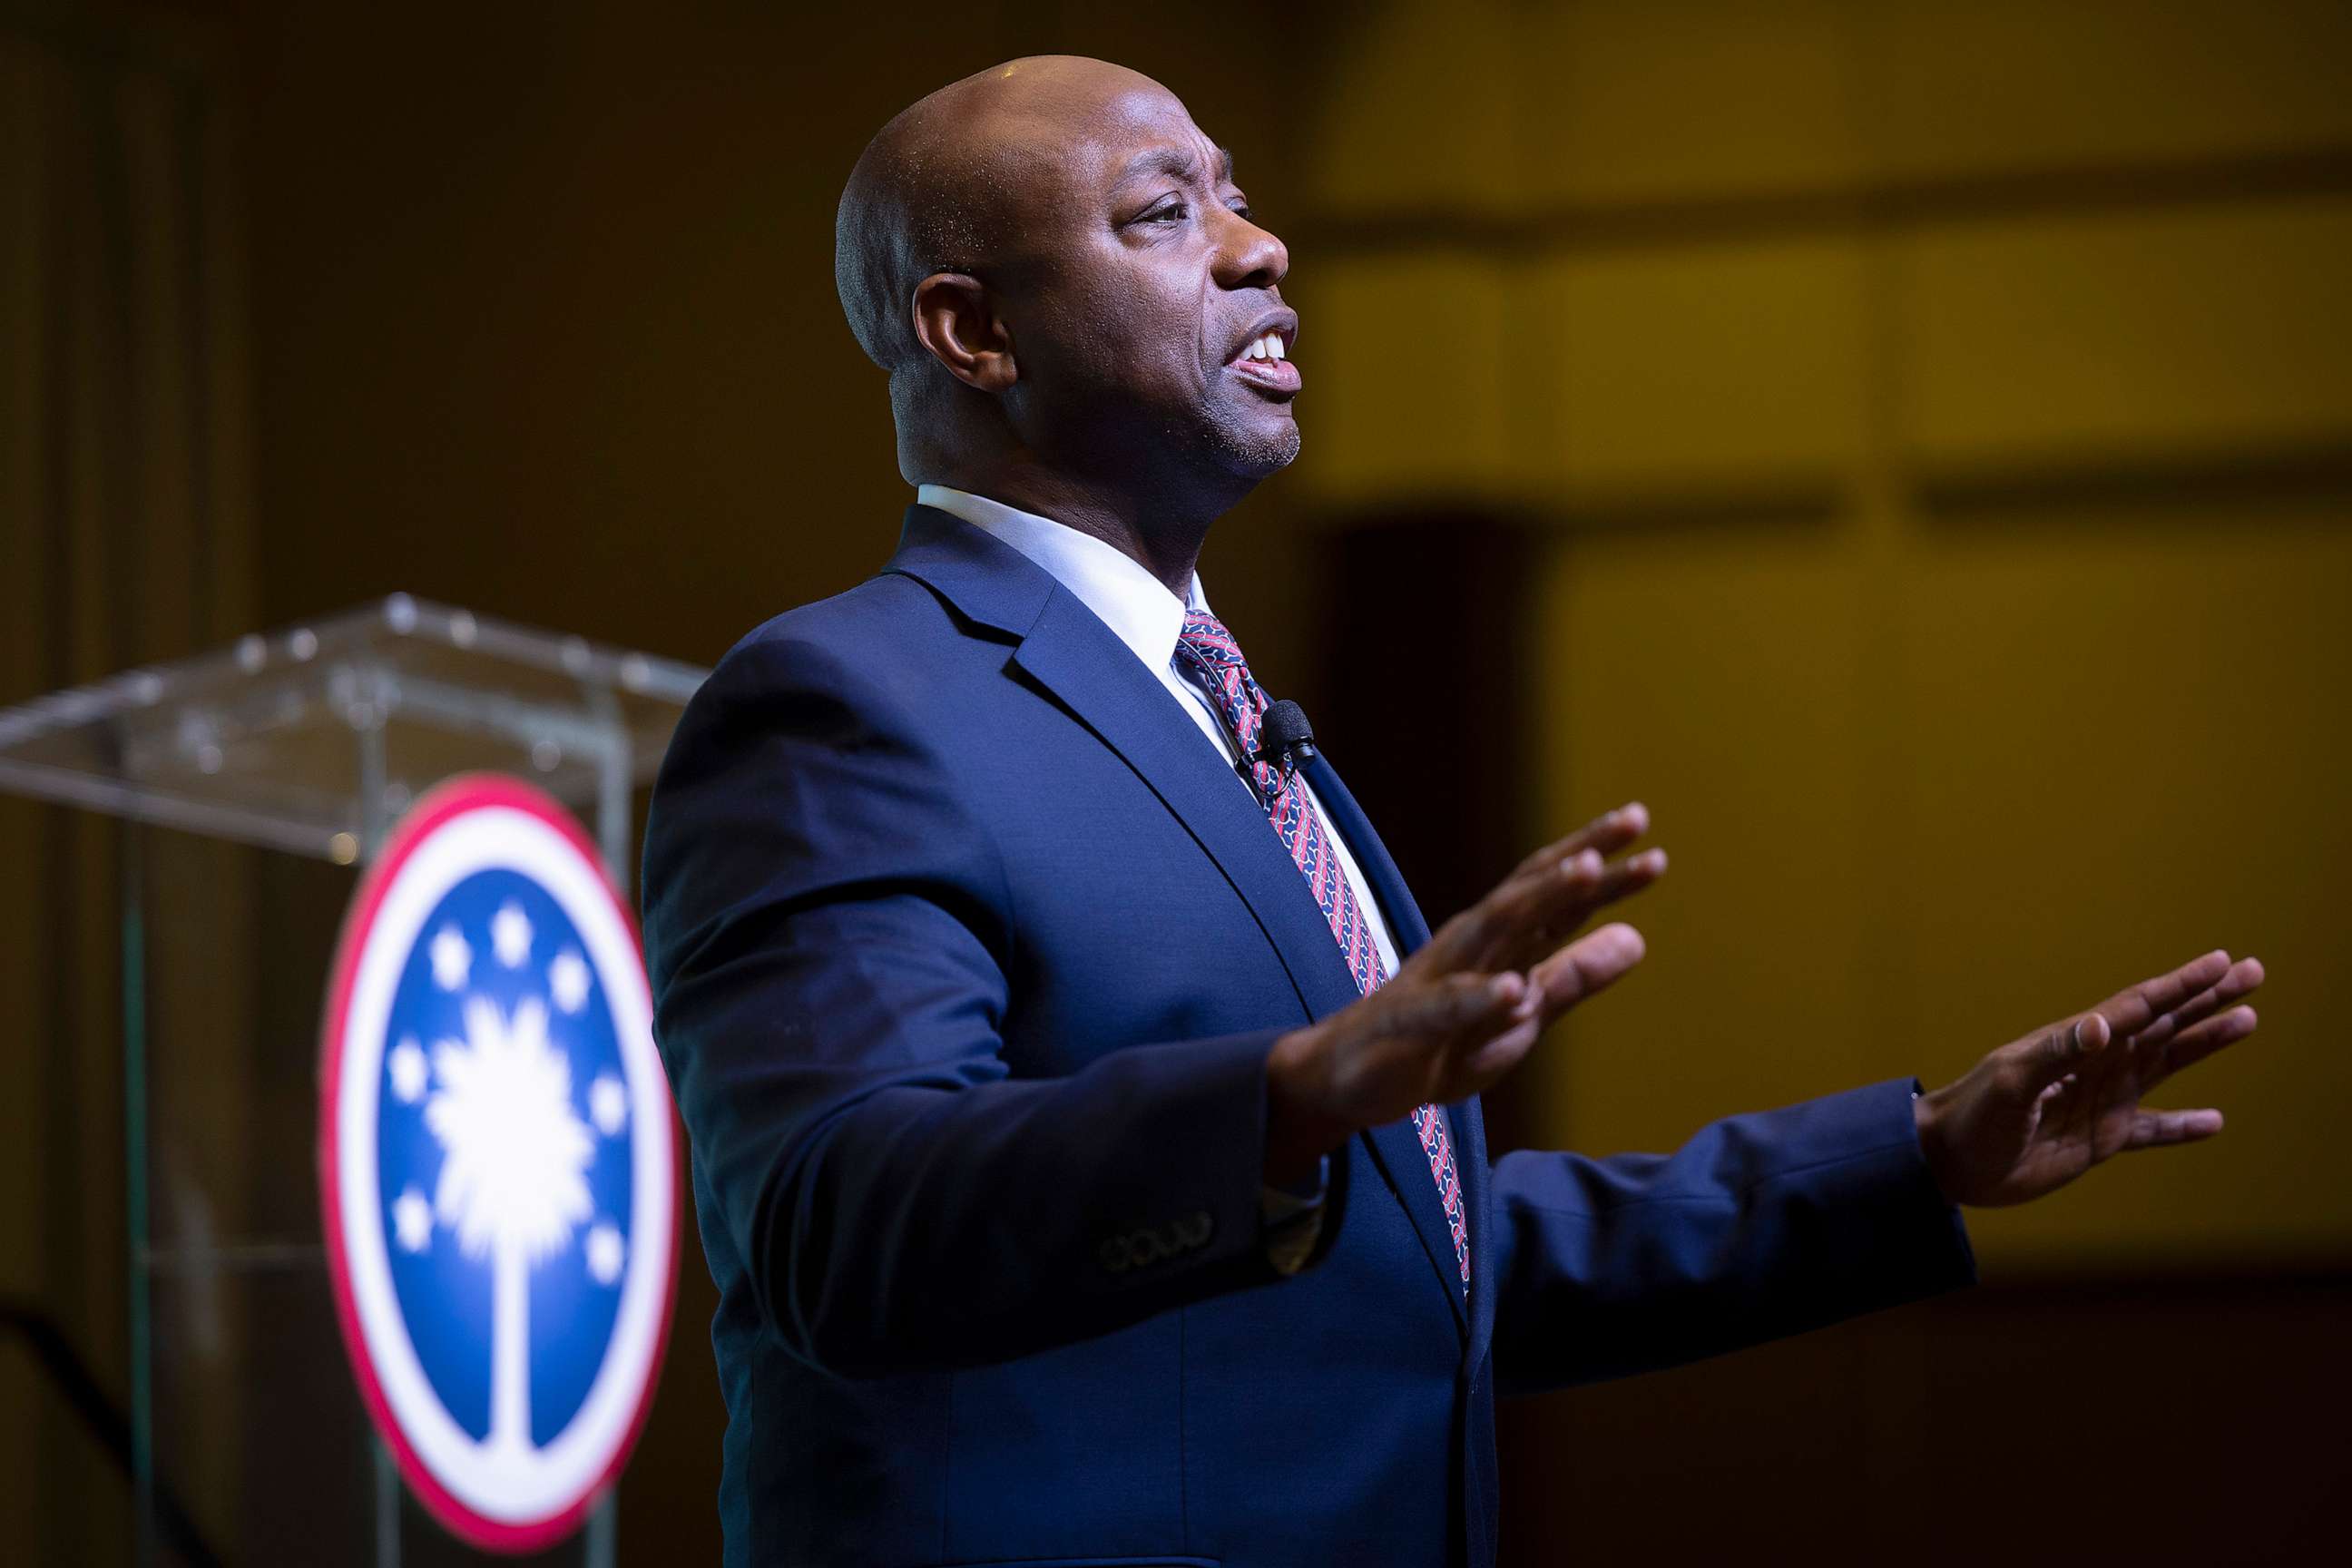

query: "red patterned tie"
left=1174, top=609, right=1471, bottom=1292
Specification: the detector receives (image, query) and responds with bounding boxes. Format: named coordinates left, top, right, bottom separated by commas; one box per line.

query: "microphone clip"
left=1251, top=699, right=1319, bottom=792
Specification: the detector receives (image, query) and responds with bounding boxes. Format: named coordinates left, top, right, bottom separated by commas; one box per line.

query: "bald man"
left=642, top=57, right=2262, bottom=1567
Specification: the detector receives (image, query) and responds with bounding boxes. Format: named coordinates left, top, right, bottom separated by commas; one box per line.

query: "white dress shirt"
left=916, top=484, right=1387, bottom=1264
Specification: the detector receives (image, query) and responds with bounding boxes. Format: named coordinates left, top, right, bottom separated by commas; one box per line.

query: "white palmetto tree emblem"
left=424, top=994, right=594, bottom=1455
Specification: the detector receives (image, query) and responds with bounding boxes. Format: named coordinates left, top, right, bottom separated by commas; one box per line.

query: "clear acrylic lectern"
left=0, top=594, right=705, bottom=1567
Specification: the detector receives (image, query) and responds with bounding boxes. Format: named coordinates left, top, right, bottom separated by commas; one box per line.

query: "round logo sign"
left=318, top=775, right=677, bottom=1552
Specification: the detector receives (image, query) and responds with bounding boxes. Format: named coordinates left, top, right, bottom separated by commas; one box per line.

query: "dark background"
left=5, top=1, right=2348, bottom=1563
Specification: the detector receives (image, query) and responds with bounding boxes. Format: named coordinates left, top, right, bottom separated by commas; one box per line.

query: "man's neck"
left=925, top=462, right=1222, bottom=600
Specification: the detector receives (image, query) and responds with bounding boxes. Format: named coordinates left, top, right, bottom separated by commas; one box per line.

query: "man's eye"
left=1144, top=201, right=1190, bottom=223
left=1230, top=204, right=1254, bottom=221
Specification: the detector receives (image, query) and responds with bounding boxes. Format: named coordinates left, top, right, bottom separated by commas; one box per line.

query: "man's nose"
left=1215, top=212, right=1289, bottom=290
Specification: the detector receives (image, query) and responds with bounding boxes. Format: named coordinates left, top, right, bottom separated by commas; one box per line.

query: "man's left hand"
left=1915, top=947, right=2265, bottom=1207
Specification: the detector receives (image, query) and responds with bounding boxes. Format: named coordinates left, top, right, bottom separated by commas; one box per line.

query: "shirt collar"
left=916, top=484, right=1209, bottom=670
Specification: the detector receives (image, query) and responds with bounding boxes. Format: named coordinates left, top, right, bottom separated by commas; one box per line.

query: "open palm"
left=1916, top=948, right=2265, bottom=1208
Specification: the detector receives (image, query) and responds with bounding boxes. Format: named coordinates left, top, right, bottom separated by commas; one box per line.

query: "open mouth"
left=1226, top=319, right=1300, bottom=395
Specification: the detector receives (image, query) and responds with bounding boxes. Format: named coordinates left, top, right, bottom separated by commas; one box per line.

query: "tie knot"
left=1176, top=608, right=1245, bottom=669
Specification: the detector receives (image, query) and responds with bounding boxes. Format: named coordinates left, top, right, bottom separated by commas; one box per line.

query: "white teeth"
left=1236, top=332, right=1289, bottom=366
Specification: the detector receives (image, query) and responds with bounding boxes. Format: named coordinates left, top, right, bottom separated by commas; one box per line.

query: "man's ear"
left=910, top=273, right=1017, bottom=393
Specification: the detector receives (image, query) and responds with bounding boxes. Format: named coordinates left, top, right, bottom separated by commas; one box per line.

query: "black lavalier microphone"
left=1259, top=700, right=1318, bottom=775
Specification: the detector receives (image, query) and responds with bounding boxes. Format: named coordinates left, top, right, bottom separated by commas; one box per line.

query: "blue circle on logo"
left=377, top=867, right=635, bottom=1447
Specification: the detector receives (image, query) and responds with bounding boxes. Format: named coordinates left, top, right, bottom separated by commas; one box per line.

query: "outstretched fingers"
left=1504, top=801, right=1651, bottom=885
left=1508, top=848, right=1666, bottom=973
left=1420, top=851, right=1602, bottom=973
left=1422, top=834, right=1664, bottom=976
left=2132, top=956, right=2264, bottom=1050
left=2093, top=949, right=2234, bottom=1040
left=2120, top=1106, right=2225, bottom=1152
left=2138, top=1003, right=2259, bottom=1089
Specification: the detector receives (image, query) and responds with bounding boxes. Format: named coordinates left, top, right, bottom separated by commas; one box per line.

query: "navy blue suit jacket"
left=641, top=505, right=1976, bottom=1567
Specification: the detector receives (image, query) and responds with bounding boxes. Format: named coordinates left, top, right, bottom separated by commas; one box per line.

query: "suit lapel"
left=885, top=507, right=1366, bottom=1027
left=1010, top=594, right=1370, bottom=1024
left=1304, top=753, right=1473, bottom=1336
left=888, top=505, right=1479, bottom=1338
left=1299, top=751, right=1430, bottom=953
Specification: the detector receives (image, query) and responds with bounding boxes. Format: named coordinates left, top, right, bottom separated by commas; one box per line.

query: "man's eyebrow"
left=1115, top=144, right=1240, bottom=188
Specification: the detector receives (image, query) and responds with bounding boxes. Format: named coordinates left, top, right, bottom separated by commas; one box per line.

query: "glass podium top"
left=0, top=594, right=708, bottom=865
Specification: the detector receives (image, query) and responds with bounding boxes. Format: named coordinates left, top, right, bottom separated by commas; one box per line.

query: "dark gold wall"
left=1296, top=0, right=2352, bottom=1277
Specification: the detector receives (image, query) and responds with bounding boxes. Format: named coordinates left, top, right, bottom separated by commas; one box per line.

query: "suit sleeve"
left=641, top=633, right=1337, bottom=1380
left=1487, top=1079, right=1975, bottom=1396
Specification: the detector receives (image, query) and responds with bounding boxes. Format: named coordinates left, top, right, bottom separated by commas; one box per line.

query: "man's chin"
left=1207, top=411, right=1301, bottom=482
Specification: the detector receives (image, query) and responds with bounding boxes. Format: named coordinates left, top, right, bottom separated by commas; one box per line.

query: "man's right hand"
left=1262, top=803, right=1667, bottom=1185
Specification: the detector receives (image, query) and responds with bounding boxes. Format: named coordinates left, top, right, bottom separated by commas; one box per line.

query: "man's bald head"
left=834, top=55, right=1173, bottom=375
left=831, top=55, right=1298, bottom=564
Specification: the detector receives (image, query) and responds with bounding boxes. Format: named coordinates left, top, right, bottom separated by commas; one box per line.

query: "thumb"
left=1531, top=923, right=1647, bottom=1016
left=2025, top=1010, right=2109, bottom=1091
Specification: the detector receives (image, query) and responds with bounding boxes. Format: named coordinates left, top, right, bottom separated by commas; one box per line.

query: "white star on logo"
left=429, top=925, right=472, bottom=991
left=584, top=1221, right=625, bottom=1286
left=589, top=1073, right=628, bottom=1136
left=388, top=1036, right=429, bottom=1103
left=549, top=949, right=592, bottom=1014
left=393, top=1185, right=434, bottom=1253
left=491, top=901, right=534, bottom=968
